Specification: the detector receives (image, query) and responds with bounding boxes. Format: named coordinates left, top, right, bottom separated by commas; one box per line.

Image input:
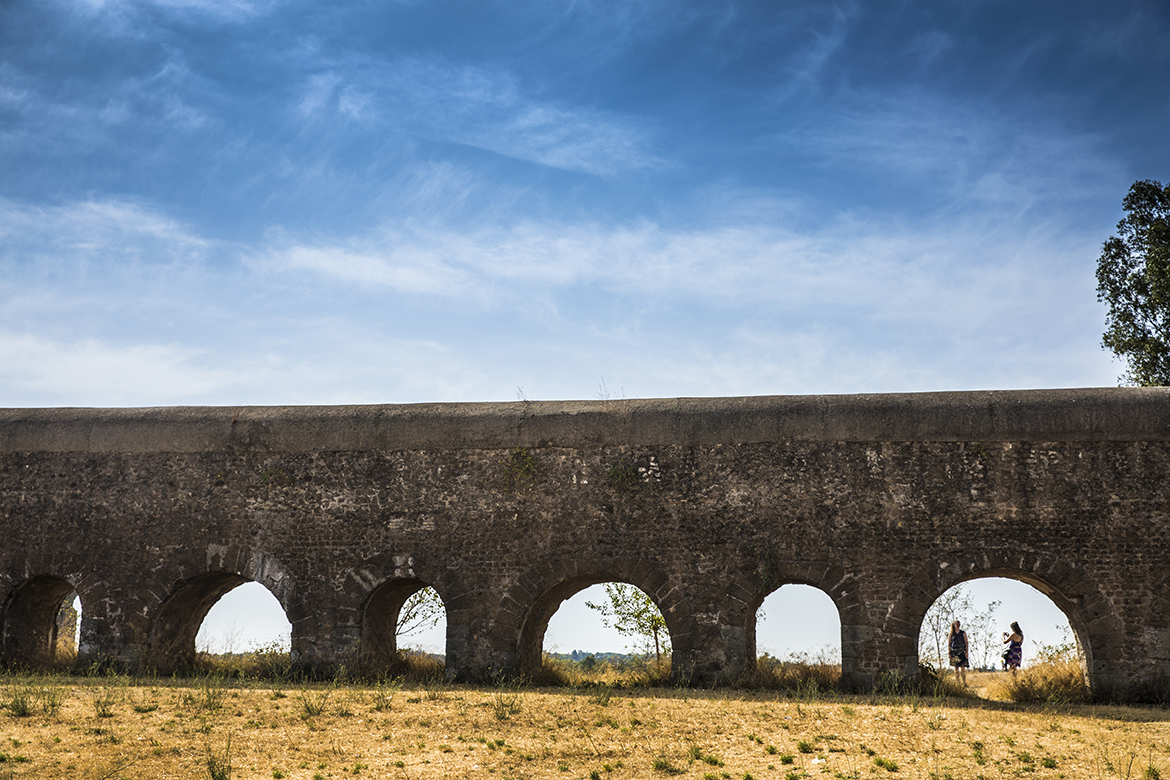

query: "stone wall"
left=2, top=388, right=1169, bottom=693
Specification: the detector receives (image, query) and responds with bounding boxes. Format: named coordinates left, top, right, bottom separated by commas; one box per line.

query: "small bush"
left=739, top=651, right=841, bottom=693
left=526, top=654, right=573, bottom=687
left=195, top=642, right=294, bottom=680
left=370, top=679, right=400, bottom=711
left=989, top=654, right=1088, bottom=704
left=652, top=756, right=684, bottom=775
left=206, top=735, right=232, bottom=780
left=491, top=688, right=523, bottom=721
left=3, top=683, right=34, bottom=717
left=91, top=680, right=125, bottom=718
left=352, top=648, right=444, bottom=682
left=296, top=687, right=331, bottom=718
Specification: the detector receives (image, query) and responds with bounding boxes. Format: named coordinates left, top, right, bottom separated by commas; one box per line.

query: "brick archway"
left=141, top=548, right=293, bottom=673
left=718, top=558, right=868, bottom=687
left=338, top=552, right=471, bottom=676
left=888, top=551, right=1114, bottom=688
left=499, top=558, right=694, bottom=680
left=1, top=575, right=77, bottom=667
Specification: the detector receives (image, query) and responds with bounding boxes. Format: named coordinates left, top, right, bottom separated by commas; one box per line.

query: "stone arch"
left=730, top=559, right=867, bottom=687
left=338, top=554, right=469, bottom=677
left=888, top=551, right=1114, bottom=688
left=501, top=558, right=694, bottom=680
left=0, top=575, right=78, bottom=668
left=358, top=578, right=449, bottom=665
left=142, top=548, right=293, bottom=673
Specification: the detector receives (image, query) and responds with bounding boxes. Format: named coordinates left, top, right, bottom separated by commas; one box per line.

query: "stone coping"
left=1, top=388, right=1168, bottom=453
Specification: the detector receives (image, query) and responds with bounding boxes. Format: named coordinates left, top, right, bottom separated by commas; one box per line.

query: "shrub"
left=491, top=688, right=523, bottom=720
left=206, top=735, right=232, bottom=780
left=739, top=651, right=841, bottom=693
left=988, top=646, right=1087, bottom=705
left=526, top=654, right=573, bottom=687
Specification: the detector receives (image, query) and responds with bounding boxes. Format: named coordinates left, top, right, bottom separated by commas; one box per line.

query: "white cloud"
left=292, top=56, right=661, bottom=177
left=70, top=0, right=278, bottom=22
left=0, top=197, right=215, bottom=263
left=0, top=190, right=1118, bottom=410
left=254, top=209, right=1095, bottom=321
left=0, top=332, right=235, bottom=406
left=784, top=88, right=1124, bottom=220
left=254, top=242, right=471, bottom=295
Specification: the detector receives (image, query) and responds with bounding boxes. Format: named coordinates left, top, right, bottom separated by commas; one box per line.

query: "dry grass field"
left=3, top=671, right=1170, bottom=780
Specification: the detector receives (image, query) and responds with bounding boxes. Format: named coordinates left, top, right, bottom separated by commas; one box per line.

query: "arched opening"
left=145, top=572, right=290, bottom=673
left=754, top=584, right=842, bottom=663
left=523, top=576, right=673, bottom=679
left=196, top=581, right=292, bottom=654
left=747, top=583, right=842, bottom=689
left=918, top=575, right=1086, bottom=694
left=360, top=578, right=447, bottom=674
left=1, top=576, right=79, bottom=669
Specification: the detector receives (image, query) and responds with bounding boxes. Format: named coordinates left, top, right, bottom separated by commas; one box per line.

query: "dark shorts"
left=949, top=649, right=969, bottom=668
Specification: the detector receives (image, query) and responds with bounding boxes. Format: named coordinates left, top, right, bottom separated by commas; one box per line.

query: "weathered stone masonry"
left=2, top=388, right=1170, bottom=693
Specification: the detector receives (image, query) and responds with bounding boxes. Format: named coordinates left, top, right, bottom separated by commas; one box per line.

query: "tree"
left=585, top=583, right=671, bottom=664
left=964, top=597, right=1002, bottom=670
left=919, top=585, right=974, bottom=669
left=396, top=586, right=443, bottom=640
left=1096, top=179, right=1170, bottom=385
left=918, top=584, right=1002, bottom=670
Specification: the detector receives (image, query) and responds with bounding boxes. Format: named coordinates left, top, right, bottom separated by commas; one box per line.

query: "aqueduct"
left=2, top=388, right=1170, bottom=695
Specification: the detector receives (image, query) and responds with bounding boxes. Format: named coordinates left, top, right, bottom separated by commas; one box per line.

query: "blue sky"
left=5, top=0, right=1168, bottom=405
left=9, top=0, right=1166, bottom=661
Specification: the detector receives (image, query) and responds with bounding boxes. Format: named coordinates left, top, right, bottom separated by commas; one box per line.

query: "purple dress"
left=1005, top=638, right=1022, bottom=668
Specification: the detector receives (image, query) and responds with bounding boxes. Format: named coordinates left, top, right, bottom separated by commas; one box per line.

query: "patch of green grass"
left=652, top=756, right=684, bottom=775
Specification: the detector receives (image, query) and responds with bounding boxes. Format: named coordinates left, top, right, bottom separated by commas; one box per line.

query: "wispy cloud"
left=254, top=207, right=1097, bottom=316
left=69, top=0, right=279, bottom=23
left=783, top=88, right=1125, bottom=218
left=0, top=53, right=215, bottom=162
left=0, top=197, right=216, bottom=264
left=293, top=56, right=662, bottom=177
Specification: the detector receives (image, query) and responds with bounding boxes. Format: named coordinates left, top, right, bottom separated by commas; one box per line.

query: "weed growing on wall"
left=501, top=446, right=539, bottom=492
left=605, top=462, right=639, bottom=494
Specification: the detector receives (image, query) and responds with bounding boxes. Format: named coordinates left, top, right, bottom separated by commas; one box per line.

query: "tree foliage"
left=1096, top=178, right=1170, bottom=385
left=396, top=586, right=443, bottom=640
left=585, top=583, right=671, bottom=663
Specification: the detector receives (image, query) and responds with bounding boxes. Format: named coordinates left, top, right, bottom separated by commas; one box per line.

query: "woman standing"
left=1002, top=622, right=1023, bottom=674
left=948, top=620, right=969, bottom=686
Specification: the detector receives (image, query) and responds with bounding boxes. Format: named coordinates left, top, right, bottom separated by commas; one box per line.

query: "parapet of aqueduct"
left=3, top=388, right=1170, bottom=695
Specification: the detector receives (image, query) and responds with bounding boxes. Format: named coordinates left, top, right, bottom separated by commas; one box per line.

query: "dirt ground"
left=2, top=675, right=1169, bottom=780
